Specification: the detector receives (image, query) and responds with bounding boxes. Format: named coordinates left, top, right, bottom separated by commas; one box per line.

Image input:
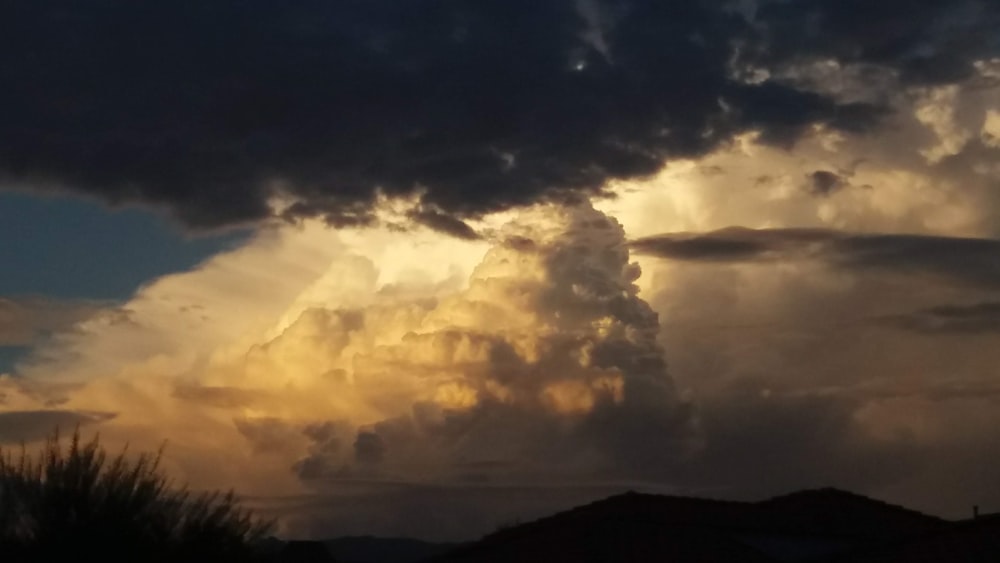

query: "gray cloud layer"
left=632, top=227, right=1000, bottom=288
left=4, top=1, right=997, bottom=228
left=0, top=410, right=116, bottom=444
left=881, top=302, right=1000, bottom=334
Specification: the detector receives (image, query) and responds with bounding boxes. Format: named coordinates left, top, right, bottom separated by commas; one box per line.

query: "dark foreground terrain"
left=272, top=488, right=999, bottom=562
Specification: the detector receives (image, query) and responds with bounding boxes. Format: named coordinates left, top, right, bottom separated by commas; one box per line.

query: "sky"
left=1, top=0, right=1000, bottom=541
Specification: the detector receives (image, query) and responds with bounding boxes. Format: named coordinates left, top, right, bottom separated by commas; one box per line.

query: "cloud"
left=881, top=302, right=1000, bottom=334
left=915, top=85, right=973, bottom=163
left=0, top=202, right=698, bottom=535
left=354, top=431, right=386, bottom=465
left=632, top=227, right=1000, bottom=288
left=631, top=227, right=835, bottom=262
left=983, top=109, right=1000, bottom=147
left=408, top=209, right=482, bottom=241
left=748, top=0, right=1000, bottom=85
left=672, top=390, right=917, bottom=497
left=807, top=170, right=848, bottom=197
left=2, top=62, right=999, bottom=534
left=634, top=218, right=1000, bottom=518
left=173, top=385, right=266, bottom=409
left=0, top=410, right=116, bottom=444
left=277, top=203, right=695, bottom=486
left=0, top=297, right=107, bottom=347
left=6, top=0, right=995, bottom=229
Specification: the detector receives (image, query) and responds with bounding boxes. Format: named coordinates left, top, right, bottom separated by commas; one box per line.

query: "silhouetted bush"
left=0, top=429, right=272, bottom=563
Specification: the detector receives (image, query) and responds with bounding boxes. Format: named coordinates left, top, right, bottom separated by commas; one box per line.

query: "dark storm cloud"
left=748, top=0, right=1000, bottom=85
left=7, top=1, right=994, bottom=228
left=632, top=228, right=1000, bottom=288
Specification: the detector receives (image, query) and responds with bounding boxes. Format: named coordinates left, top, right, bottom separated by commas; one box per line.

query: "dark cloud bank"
left=3, top=0, right=998, bottom=229
left=632, top=227, right=1000, bottom=288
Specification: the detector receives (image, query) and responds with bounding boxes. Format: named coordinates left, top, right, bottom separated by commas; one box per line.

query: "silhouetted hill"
left=256, top=536, right=459, bottom=563
left=757, top=488, right=945, bottom=541
left=323, top=536, right=460, bottom=563
left=835, top=513, right=1000, bottom=562
left=260, top=489, right=997, bottom=563
left=275, top=540, right=338, bottom=562
left=425, top=495, right=774, bottom=563
left=425, top=488, right=948, bottom=563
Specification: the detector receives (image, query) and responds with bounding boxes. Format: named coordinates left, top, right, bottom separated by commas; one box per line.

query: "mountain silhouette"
left=324, top=537, right=460, bottom=563
left=423, top=488, right=950, bottom=562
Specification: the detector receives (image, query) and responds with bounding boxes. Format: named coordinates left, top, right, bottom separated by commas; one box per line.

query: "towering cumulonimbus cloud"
left=252, top=203, right=694, bottom=485
left=3, top=0, right=996, bottom=229
left=0, top=203, right=693, bottom=498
